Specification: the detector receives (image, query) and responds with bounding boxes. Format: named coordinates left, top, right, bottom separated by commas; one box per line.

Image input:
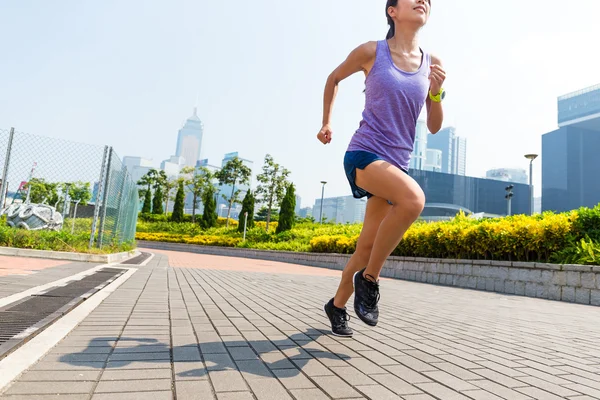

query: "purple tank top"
left=347, top=40, right=431, bottom=171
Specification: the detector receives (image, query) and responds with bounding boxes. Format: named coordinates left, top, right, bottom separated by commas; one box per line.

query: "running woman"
left=318, top=0, right=446, bottom=337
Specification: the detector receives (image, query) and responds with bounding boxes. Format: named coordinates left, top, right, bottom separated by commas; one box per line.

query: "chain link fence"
left=0, top=127, right=138, bottom=249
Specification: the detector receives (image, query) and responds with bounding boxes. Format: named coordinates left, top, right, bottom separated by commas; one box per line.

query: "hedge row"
left=136, top=205, right=600, bottom=265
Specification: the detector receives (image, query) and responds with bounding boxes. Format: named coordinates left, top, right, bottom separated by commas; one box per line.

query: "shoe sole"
left=352, top=271, right=378, bottom=327
left=323, top=303, right=353, bottom=338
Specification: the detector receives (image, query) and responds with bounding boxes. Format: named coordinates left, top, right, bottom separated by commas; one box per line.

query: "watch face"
left=441, top=91, right=446, bottom=100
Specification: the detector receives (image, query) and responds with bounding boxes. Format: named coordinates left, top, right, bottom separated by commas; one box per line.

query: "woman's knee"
left=391, top=187, right=425, bottom=219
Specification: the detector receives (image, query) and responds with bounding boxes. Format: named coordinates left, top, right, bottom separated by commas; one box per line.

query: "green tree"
left=277, top=183, right=296, bottom=233
left=25, top=178, right=59, bottom=205
left=141, top=189, right=152, bottom=213
left=62, top=181, right=92, bottom=206
left=138, top=169, right=160, bottom=212
left=238, top=190, right=256, bottom=233
left=152, top=185, right=164, bottom=214
left=255, top=154, right=290, bottom=231
left=201, top=185, right=217, bottom=229
left=170, top=180, right=185, bottom=222
left=182, top=166, right=213, bottom=224
left=254, top=206, right=278, bottom=222
left=163, top=176, right=178, bottom=214
left=214, top=157, right=252, bottom=227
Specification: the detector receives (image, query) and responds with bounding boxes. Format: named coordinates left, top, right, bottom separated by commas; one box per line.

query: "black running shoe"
left=353, top=268, right=380, bottom=326
left=324, top=298, right=353, bottom=337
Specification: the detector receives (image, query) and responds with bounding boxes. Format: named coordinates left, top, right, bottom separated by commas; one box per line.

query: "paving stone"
left=95, top=378, right=172, bottom=393
left=289, top=388, right=330, bottom=400
left=204, top=353, right=237, bottom=371
left=236, top=360, right=273, bottom=380
left=402, top=395, right=437, bottom=400
left=330, top=366, right=377, bottom=386
left=291, top=358, right=334, bottom=377
left=312, top=375, right=362, bottom=398
left=461, top=389, right=506, bottom=400
left=4, top=381, right=96, bottom=395
left=228, top=346, right=259, bottom=361
left=209, top=370, right=248, bottom=392
left=272, top=369, right=315, bottom=390
left=370, top=373, right=422, bottom=396
left=516, top=386, right=571, bottom=400
left=416, top=382, right=472, bottom=400
left=175, top=380, right=215, bottom=399
left=173, top=346, right=202, bottom=362
left=100, top=368, right=172, bottom=380
left=16, top=370, right=101, bottom=381
left=246, top=379, right=293, bottom=400
left=260, top=350, right=296, bottom=370
left=91, top=393, right=173, bottom=400
left=217, top=392, right=253, bottom=400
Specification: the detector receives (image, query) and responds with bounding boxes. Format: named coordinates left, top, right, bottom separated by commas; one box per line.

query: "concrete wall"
left=138, top=241, right=600, bottom=306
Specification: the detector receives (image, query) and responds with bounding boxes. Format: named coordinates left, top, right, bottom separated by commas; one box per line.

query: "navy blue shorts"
left=344, top=150, right=408, bottom=200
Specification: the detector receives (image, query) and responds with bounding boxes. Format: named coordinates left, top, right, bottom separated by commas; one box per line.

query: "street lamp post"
left=319, top=181, right=327, bottom=224
left=524, top=154, right=538, bottom=215
left=505, top=185, right=514, bottom=216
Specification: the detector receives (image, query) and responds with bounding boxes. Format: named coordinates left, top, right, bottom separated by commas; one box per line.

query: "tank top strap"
left=371, top=40, right=388, bottom=72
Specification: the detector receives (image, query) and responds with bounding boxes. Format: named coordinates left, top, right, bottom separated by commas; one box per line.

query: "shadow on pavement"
left=59, top=330, right=349, bottom=379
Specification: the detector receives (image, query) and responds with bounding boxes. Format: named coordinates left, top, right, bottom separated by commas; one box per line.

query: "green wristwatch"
left=429, top=88, right=446, bottom=103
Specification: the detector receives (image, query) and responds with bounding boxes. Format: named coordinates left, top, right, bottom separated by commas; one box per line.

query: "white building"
left=123, top=156, right=154, bottom=185
left=161, top=156, right=186, bottom=178
left=486, top=168, right=528, bottom=184
left=313, top=195, right=367, bottom=224
left=424, top=149, right=443, bottom=172
left=409, top=120, right=428, bottom=170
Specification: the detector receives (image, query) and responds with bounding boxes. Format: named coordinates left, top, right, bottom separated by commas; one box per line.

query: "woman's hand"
left=429, top=64, right=446, bottom=96
left=317, top=124, right=333, bottom=144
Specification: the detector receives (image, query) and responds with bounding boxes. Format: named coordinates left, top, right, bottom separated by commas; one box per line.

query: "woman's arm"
left=425, top=54, right=446, bottom=134
left=317, top=42, right=377, bottom=144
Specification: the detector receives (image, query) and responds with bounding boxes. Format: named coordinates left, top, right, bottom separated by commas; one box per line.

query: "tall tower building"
left=409, top=120, right=428, bottom=170
left=175, top=108, right=204, bottom=168
left=427, top=127, right=467, bottom=176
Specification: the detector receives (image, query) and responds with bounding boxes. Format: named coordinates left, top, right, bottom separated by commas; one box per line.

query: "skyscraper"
left=175, top=108, right=204, bottom=168
left=409, top=120, right=428, bottom=170
left=427, top=127, right=467, bottom=175
left=542, top=83, right=600, bottom=212
left=453, top=136, right=467, bottom=176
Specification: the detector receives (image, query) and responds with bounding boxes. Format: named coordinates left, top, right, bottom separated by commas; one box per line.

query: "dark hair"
left=385, top=0, right=398, bottom=40
left=386, top=0, right=430, bottom=39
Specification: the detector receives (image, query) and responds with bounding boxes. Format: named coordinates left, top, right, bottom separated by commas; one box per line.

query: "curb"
left=0, top=246, right=138, bottom=264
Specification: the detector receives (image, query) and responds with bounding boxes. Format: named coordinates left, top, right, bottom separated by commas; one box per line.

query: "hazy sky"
left=2, top=0, right=600, bottom=208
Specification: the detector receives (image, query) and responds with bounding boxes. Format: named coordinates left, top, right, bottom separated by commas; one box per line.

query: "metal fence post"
left=111, top=170, right=126, bottom=243
left=97, top=147, right=113, bottom=248
left=0, top=128, right=15, bottom=210
left=89, top=146, right=109, bottom=249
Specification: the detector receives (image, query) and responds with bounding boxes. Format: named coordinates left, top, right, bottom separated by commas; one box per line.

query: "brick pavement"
left=1, top=250, right=600, bottom=399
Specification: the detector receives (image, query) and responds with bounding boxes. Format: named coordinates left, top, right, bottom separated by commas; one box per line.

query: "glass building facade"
left=558, top=83, right=600, bottom=127
left=543, top=83, right=600, bottom=213
left=408, top=169, right=529, bottom=217
left=542, top=126, right=600, bottom=212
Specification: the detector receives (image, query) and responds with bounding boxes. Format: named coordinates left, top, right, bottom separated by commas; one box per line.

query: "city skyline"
left=2, top=1, right=600, bottom=208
